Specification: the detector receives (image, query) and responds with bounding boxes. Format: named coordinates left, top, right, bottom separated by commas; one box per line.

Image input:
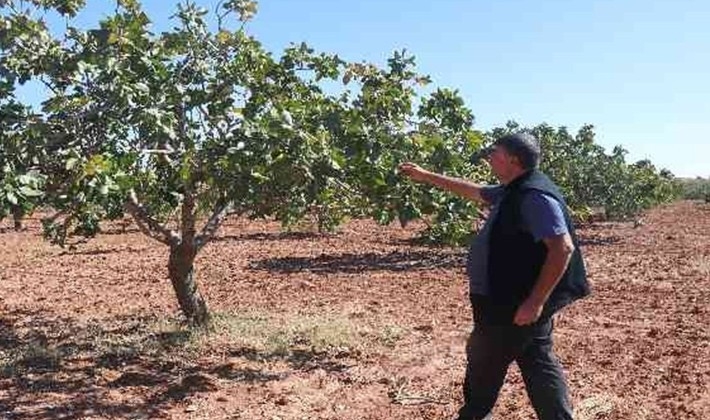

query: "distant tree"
left=488, top=122, right=680, bottom=221
left=678, top=177, right=710, bottom=202
left=0, top=98, right=45, bottom=231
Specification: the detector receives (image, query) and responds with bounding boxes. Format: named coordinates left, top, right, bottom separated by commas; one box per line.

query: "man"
left=399, top=133, right=590, bottom=420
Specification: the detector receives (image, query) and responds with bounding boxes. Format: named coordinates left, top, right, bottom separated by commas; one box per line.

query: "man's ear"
left=509, top=154, right=523, bottom=169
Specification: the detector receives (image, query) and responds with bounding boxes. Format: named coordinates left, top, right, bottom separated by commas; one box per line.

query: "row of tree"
left=677, top=177, right=710, bottom=202
left=0, top=0, right=680, bottom=325
left=490, top=122, right=680, bottom=222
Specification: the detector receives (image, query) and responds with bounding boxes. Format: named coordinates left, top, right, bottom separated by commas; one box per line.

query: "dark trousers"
left=456, top=296, right=574, bottom=420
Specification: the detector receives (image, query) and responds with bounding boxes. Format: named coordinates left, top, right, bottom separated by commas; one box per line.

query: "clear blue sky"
left=16, top=0, right=710, bottom=177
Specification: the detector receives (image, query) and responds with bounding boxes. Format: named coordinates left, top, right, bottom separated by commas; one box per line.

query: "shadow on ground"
left=576, top=233, right=622, bottom=247
left=0, top=308, right=348, bottom=419
left=249, top=250, right=466, bottom=274
left=212, top=230, right=331, bottom=243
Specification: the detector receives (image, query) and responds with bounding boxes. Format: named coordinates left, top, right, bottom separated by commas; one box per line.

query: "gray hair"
left=494, top=132, right=541, bottom=170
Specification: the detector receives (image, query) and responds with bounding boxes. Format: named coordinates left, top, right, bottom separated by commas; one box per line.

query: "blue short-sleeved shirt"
left=466, top=187, right=568, bottom=296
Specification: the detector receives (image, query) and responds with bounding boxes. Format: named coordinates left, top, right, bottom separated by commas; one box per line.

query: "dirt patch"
left=1, top=201, right=708, bottom=419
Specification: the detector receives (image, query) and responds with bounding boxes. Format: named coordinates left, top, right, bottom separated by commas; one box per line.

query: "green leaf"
left=18, top=186, right=42, bottom=197
left=66, top=158, right=79, bottom=171
left=251, top=171, right=270, bottom=182
left=6, top=191, right=18, bottom=205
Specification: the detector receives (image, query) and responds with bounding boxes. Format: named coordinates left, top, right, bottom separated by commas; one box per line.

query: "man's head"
left=474, top=132, right=541, bottom=184
left=494, top=133, right=540, bottom=170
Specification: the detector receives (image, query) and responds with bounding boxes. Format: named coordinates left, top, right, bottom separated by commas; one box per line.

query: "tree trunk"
left=11, top=205, right=24, bottom=231
left=168, top=242, right=211, bottom=326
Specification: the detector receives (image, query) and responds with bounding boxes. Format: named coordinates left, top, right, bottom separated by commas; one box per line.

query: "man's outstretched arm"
left=398, top=162, right=490, bottom=204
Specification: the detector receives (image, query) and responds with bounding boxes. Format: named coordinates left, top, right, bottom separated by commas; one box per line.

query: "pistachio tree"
left=1, top=0, right=488, bottom=325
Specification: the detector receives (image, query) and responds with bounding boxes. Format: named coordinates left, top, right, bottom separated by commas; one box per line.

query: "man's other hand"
left=514, top=298, right=544, bottom=326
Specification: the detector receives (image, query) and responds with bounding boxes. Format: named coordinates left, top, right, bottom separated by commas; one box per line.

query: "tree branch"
left=39, top=76, right=61, bottom=96
left=195, top=202, right=231, bottom=251
left=180, top=189, right=197, bottom=245
left=124, top=189, right=180, bottom=246
left=44, top=210, right=66, bottom=224
left=174, top=103, right=199, bottom=246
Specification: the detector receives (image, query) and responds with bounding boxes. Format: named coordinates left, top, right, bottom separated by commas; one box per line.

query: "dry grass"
left=204, top=310, right=406, bottom=357
left=574, top=394, right=617, bottom=420
left=692, top=255, right=710, bottom=276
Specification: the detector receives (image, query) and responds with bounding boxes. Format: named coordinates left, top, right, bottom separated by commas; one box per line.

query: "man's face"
left=487, top=145, right=519, bottom=182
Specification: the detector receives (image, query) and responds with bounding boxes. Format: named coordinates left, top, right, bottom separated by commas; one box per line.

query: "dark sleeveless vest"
left=487, top=170, right=590, bottom=322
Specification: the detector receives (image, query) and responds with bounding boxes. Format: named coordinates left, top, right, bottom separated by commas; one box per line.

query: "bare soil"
left=1, top=201, right=708, bottom=420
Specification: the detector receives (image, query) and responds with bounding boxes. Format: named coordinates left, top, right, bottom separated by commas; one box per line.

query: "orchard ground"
left=0, top=201, right=708, bottom=419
